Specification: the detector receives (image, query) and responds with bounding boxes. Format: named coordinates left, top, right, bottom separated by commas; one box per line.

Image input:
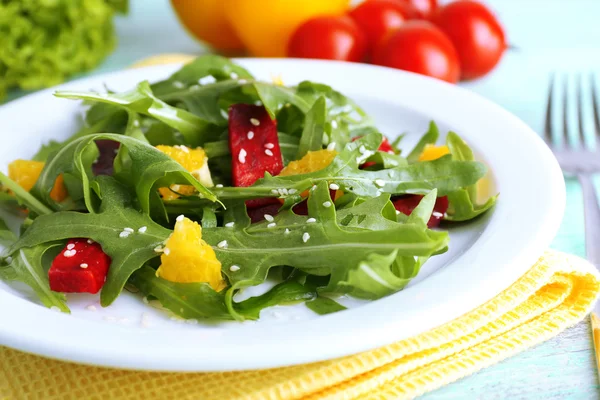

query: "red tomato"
left=349, top=0, right=417, bottom=54
left=372, top=21, right=460, bottom=84
left=398, top=0, right=438, bottom=18
left=287, top=16, right=367, bottom=62
left=432, top=0, right=506, bottom=80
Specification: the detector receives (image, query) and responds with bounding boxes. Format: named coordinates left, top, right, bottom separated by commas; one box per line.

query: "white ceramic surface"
left=0, top=59, right=565, bottom=372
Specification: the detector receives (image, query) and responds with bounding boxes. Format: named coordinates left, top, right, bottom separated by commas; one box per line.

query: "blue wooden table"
left=7, top=0, right=600, bottom=397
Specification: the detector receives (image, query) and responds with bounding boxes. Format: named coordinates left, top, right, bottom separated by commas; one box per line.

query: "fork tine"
left=563, top=73, right=570, bottom=147
left=543, top=72, right=555, bottom=143
left=576, top=72, right=586, bottom=147
left=591, top=73, right=600, bottom=142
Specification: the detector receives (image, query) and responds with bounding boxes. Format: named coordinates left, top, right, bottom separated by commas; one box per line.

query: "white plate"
left=0, top=59, right=565, bottom=372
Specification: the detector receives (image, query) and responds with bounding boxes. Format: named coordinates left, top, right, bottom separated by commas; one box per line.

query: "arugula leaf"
left=130, top=266, right=231, bottom=320
left=445, top=132, right=498, bottom=221
left=407, top=121, right=439, bottom=163
left=0, top=217, right=16, bottom=248
left=213, top=133, right=486, bottom=200
left=296, top=96, right=327, bottom=159
left=151, top=54, right=254, bottom=97
left=407, top=189, right=437, bottom=226
left=204, top=182, right=448, bottom=302
left=55, top=81, right=217, bottom=146
left=32, top=134, right=217, bottom=214
left=234, top=281, right=316, bottom=319
left=1, top=244, right=69, bottom=312
left=8, top=177, right=171, bottom=306
left=306, top=296, right=347, bottom=315
left=0, top=172, right=52, bottom=216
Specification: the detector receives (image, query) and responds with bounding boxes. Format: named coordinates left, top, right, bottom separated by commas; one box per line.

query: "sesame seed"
left=217, top=240, right=228, bottom=249
left=138, top=226, right=147, bottom=233
left=327, top=142, right=336, bottom=151
left=306, top=218, right=316, bottom=223
left=50, top=306, right=61, bottom=312
left=230, top=72, right=239, bottom=79
left=330, top=183, right=340, bottom=190
left=216, top=184, right=224, bottom=188
left=323, top=201, right=332, bottom=208
left=225, top=222, right=235, bottom=228
left=80, top=263, right=88, bottom=269
left=374, top=179, right=386, bottom=187
left=288, top=189, right=297, bottom=194
left=163, top=247, right=171, bottom=256
left=247, top=131, right=254, bottom=139
left=87, top=239, right=94, bottom=244
left=265, top=149, right=273, bottom=156
left=239, top=148, right=247, bottom=163
left=171, top=184, right=181, bottom=192
left=63, top=249, right=76, bottom=257
left=176, top=214, right=185, bottom=222
left=250, top=118, right=260, bottom=126
left=359, top=145, right=366, bottom=154
left=388, top=150, right=395, bottom=154
left=173, top=81, right=185, bottom=89
left=119, top=231, right=130, bottom=238
left=396, top=210, right=401, bottom=215
left=66, top=243, right=75, bottom=250
left=154, top=246, right=163, bottom=253
left=302, top=232, right=310, bottom=243
left=311, top=185, right=317, bottom=191
left=124, top=227, right=134, bottom=233
left=86, top=305, right=97, bottom=311
left=284, top=228, right=290, bottom=234
left=133, top=120, right=140, bottom=127
left=229, top=265, right=241, bottom=272
left=254, top=100, right=262, bottom=106
left=264, top=214, right=274, bottom=222
left=264, top=143, right=275, bottom=149
left=113, top=149, right=119, bottom=155
left=142, top=296, right=149, bottom=304
left=239, top=79, right=248, bottom=84
left=271, top=189, right=279, bottom=194
left=267, top=222, right=276, bottom=228
left=331, top=120, right=338, bottom=129
left=198, top=75, right=216, bottom=85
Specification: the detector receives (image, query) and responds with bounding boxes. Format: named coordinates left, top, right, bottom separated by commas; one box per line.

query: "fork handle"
left=577, top=174, right=600, bottom=266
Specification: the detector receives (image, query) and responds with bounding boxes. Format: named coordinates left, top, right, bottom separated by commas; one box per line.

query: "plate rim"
left=0, top=58, right=565, bottom=371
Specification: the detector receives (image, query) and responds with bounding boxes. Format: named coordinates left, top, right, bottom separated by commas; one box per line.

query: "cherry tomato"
left=287, top=16, right=367, bottom=62
left=398, top=0, right=438, bottom=18
left=349, top=0, right=417, bottom=54
left=372, top=21, right=460, bottom=83
left=432, top=0, right=506, bottom=80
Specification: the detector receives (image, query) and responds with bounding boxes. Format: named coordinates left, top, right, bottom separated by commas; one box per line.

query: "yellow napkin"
left=1, top=250, right=599, bottom=400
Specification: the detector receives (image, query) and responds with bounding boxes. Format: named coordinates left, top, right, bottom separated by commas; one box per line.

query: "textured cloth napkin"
left=2, top=250, right=599, bottom=400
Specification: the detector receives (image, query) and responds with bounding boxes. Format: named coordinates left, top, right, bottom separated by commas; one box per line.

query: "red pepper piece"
left=352, top=136, right=395, bottom=168
left=393, top=195, right=449, bottom=228
left=93, top=140, right=120, bottom=176
left=229, top=104, right=283, bottom=187
left=48, top=239, right=111, bottom=294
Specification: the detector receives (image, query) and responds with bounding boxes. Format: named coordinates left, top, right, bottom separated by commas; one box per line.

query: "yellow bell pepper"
left=224, top=0, right=350, bottom=57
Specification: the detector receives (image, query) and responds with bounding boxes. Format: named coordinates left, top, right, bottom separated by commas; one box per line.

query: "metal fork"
left=543, top=72, right=600, bottom=375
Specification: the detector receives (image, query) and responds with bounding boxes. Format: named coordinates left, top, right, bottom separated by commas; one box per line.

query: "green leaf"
left=213, top=133, right=487, bottom=201
left=55, top=81, right=216, bottom=146
left=1, top=244, right=69, bottom=312
left=407, top=189, right=437, bottom=226
left=296, top=96, right=327, bottom=159
left=407, top=121, right=439, bottom=163
left=130, top=266, right=232, bottom=320
left=151, top=55, right=254, bottom=98
left=32, top=133, right=217, bottom=214
left=0, top=217, right=16, bottom=248
left=204, top=182, right=448, bottom=299
left=234, top=281, right=316, bottom=319
left=8, top=177, right=171, bottom=306
left=306, top=296, right=347, bottom=315
left=445, top=132, right=498, bottom=221
left=0, top=172, right=52, bottom=216
left=253, top=82, right=311, bottom=119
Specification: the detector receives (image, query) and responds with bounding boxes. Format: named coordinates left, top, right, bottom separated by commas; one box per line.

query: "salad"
left=0, top=55, right=497, bottom=321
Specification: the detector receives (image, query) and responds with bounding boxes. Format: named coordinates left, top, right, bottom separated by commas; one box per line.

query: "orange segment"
left=419, top=145, right=450, bottom=161
left=156, top=145, right=213, bottom=200
left=8, top=160, right=67, bottom=202
left=156, top=217, right=226, bottom=291
left=279, top=149, right=338, bottom=177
